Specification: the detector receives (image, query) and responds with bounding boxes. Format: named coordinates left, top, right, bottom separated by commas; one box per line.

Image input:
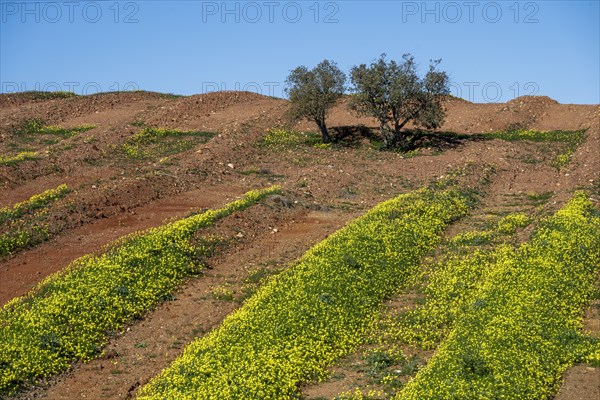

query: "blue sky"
left=1, top=0, right=599, bottom=103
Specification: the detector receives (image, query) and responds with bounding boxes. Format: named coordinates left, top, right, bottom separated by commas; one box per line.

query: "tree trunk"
left=396, top=117, right=411, bottom=132
left=316, top=119, right=331, bottom=143
left=391, top=117, right=413, bottom=150
left=379, top=120, right=389, bottom=148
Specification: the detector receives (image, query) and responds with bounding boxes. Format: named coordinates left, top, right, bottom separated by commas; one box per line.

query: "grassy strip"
left=5, top=91, right=77, bottom=100
left=0, top=184, right=70, bottom=225
left=0, top=184, right=71, bottom=257
left=0, top=220, right=49, bottom=258
left=487, top=129, right=585, bottom=143
left=2, top=121, right=96, bottom=165
left=398, top=192, right=600, bottom=399
left=14, top=119, right=95, bottom=138
left=122, top=127, right=215, bottom=158
left=138, top=187, right=473, bottom=400
left=0, top=186, right=280, bottom=395
left=487, top=129, right=586, bottom=168
left=261, top=128, right=324, bottom=149
left=35, top=124, right=96, bottom=138
left=0, top=151, right=40, bottom=166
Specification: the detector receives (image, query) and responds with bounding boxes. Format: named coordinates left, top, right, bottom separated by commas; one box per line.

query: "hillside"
left=0, top=91, right=598, bottom=399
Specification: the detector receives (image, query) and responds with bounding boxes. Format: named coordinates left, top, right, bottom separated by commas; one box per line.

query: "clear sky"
left=1, top=0, right=599, bottom=103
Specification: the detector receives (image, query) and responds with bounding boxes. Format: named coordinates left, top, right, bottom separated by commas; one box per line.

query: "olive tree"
left=350, top=54, right=449, bottom=148
left=285, top=60, right=346, bottom=143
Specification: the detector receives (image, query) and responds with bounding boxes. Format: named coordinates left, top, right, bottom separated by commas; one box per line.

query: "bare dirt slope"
left=1, top=91, right=598, bottom=399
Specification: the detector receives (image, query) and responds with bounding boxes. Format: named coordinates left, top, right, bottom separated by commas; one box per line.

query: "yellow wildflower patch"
left=0, top=184, right=70, bottom=257
left=0, top=186, right=279, bottom=395
left=138, top=187, right=473, bottom=399
left=398, top=192, right=600, bottom=399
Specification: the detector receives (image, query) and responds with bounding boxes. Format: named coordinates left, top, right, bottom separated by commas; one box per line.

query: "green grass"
left=525, top=191, right=554, bottom=203
left=13, top=118, right=95, bottom=138
left=138, top=187, right=474, bottom=400
left=0, top=184, right=71, bottom=257
left=261, top=128, right=322, bottom=149
left=6, top=91, right=77, bottom=101
left=0, top=151, right=40, bottom=166
left=2, top=120, right=96, bottom=165
left=0, top=186, right=280, bottom=395
left=0, top=185, right=70, bottom=225
left=122, top=127, right=216, bottom=159
left=486, top=129, right=584, bottom=143
left=487, top=129, right=587, bottom=168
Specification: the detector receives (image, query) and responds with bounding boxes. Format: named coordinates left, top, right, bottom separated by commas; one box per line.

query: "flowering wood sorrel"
left=138, top=187, right=474, bottom=399
left=0, top=186, right=280, bottom=395
left=399, top=192, right=600, bottom=399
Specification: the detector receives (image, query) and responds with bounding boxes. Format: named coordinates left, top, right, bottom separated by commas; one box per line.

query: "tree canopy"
left=285, top=60, right=346, bottom=143
left=350, top=54, right=449, bottom=148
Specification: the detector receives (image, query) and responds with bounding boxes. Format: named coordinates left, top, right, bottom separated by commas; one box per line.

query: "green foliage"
left=487, top=129, right=586, bottom=168
left=210, top=284, right=235, bottom=301
left=14, top=119, right=94, bottom=138
left=363, top=348, right=415, bottom=391
left=398, top=192, right=600, bottom=399
left=36, top=124, right=96, bottom=138
left=286, top=59, right=346, bottom=142
left=3, top=120, right=95, bottom=165
left=0, top=186, right=280, bottom=395
left=9, top=91, right=77, bottom=101
left=261, top=128, right=321, bottom=149
left=336, top=388, right=387, bottom=400
left=383, top=211, right=532, bottom=353
left=122, top=127, right=215, bottom=158
left=389, top=249, right=497, bottom=351
left=496, top=212, right=531, bottom=235
left=0, top=185, right=69, bottom=224
left=449, top=230, right=493, bottom=246
left=0, top=219, right=50, bottom=258
left=0, top=184, right=70, bottom=257
left=526, top=191, right=554, bottom=203
left=13, top=118, right=45, bottom=135
left=487, top=129, right=585, bottom=143
left=138, top=187, right=472, bottom=399
left=0, top=151, right=40, bottom=166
